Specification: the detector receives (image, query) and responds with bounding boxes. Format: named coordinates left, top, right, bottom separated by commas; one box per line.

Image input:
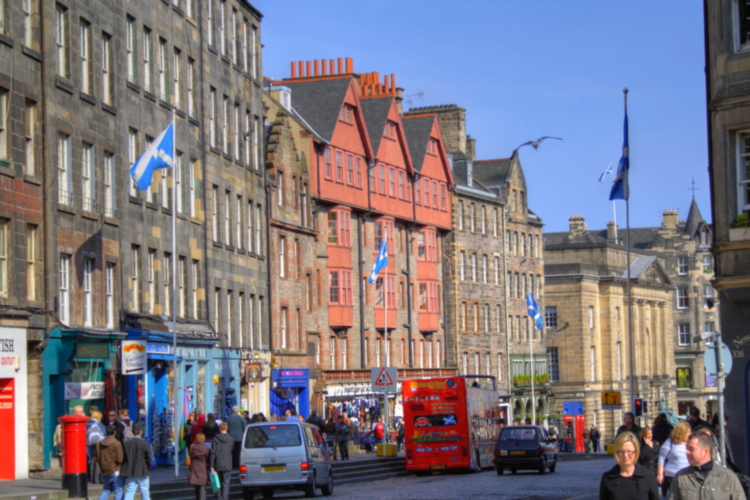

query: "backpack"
left=375, top=422, right=385, bottom=440
left=87, top=422, right=105, bottom=446
left=121, top=420, right=135, bottom=441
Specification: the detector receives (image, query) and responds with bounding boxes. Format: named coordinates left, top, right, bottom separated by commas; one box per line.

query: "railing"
left=58, top=189, right=73, bottom=206
left=323, top=368, right=458, bottom=383
left=83, top=197, right=97, bottom=212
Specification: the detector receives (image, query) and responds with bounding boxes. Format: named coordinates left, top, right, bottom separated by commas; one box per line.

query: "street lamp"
left=693, top=330, right=726, bottom=464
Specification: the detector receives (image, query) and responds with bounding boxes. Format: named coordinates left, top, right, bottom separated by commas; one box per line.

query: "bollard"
left=58, top=414, right=90, bottom=498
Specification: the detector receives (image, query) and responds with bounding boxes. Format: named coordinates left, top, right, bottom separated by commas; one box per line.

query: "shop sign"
left=147, top=343, right=171, bottom=354
left=64, top=382, right=105, bottom=400
left=76, top=343, right=109, bottom=359
left=213, top=361, right=235, bottom=371
left=121, top=341, right=147, bottom=375
left=246, top=363, right=262, bottom=382
left=243, top=351, right=271, bottom=378
left=0, top=328, right=26, bottom=378
left=326, top=384, right=372, bottom=397
left=176, top=347, right=207, bottom=358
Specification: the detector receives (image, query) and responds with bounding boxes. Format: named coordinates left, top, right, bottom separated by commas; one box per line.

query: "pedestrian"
left=548, top=423, right=559, bottom=445
left=668, top=431, right=745, bottom=499
left=590, top=425, right=601, bottom=453
left=583, top=426, right=591, bottom=453
left=657, top=421, right=691, bottom=497
left=305, top=409, right=325, bottom=433
left=209, top=422, right=233, bottom=500
left=203, top=414, right=217, bottom=448
left=324, top=418, right=338, bottom=461
left=116, top=409, right=134, bottom=443
left=373, top=414, right=386, bottom=445
left=616, top=412, right=643, bottom=438
left=191, top=414, right=206, bottom=443
left=187, top=433, right=210, bottom=500
left=652, top=413, right=674, bottom=446
left=95, top=425, right=124, bottom=500
left=226, top=406, right=246, bottom=469
left=638, top=427, right=660, bottom=475
left=709, top=413, right=739, bottom=471
left=395, top=417, right=405, bottom=451
left=687, top=407, right=710, bottom=432
left=242, top=411, right=251, bottom=424
left=86, top=410, right=107, bottom=484
left=336, top=416, right=351, bottom=461
left=122, top=424, right=152, bottom=500
left=183, top=413, right=195, bottom=453
left=599, top=431, right=659, bottom=499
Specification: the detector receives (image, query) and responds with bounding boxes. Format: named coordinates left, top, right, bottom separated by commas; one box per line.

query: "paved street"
left=264, top=458, right=612, bottom=500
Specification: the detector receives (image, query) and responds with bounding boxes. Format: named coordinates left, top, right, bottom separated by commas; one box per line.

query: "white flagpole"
left=171, top=111, right=179, bottom=478
left=530, top=320, right=535, bottom=425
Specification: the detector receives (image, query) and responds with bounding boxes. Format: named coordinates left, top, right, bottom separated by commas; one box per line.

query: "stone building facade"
left=0, top=0, right=268, bottom=475
left=544, top=215, right=679, bottom=442
left=705, top=0, right=750, bottom=473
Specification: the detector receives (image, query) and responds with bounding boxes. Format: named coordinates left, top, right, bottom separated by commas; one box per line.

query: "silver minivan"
left=239, top=420, right=333, bottom=499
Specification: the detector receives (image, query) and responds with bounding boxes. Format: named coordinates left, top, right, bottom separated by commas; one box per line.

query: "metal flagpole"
left=530, top=323, right=535, bottom=425
left=171, top=111, right=179, bottom=478
left=622, top=89, right=635, bottom=419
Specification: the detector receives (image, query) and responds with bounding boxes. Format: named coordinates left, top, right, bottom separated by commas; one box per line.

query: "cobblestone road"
left=269, top=457, right=613, bottom=500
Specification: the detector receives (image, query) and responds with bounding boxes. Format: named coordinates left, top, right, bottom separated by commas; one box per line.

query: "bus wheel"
left=496, top=468, right=504, bottom=476
left=415, top=471, right=430, bottom=477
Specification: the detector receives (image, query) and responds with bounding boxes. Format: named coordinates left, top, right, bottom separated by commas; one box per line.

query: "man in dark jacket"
left=590, top=425, right=601, bottom=453
left=122, top=424, right=152, bottom=500
left=305, top=409, right=325, bottom=433
left=95, top=425, right=124, bottom=500
left=335, top=416, right=351, bottom=461
left=688, top=407, right=710, bottom=432
left=209, top=422, right=234, bottom=500
left=225, top=406, right=246, bottom=469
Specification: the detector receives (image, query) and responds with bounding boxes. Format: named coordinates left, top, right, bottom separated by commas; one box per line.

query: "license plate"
left=262, top=465, right=286, bottom=472
left=430, top=464, right=446, bottom=469
left=510, top=450, right=525, bottom=455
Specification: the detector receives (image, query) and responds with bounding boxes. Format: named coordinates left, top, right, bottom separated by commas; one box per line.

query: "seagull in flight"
left=519, top=136, right=563, bottom=150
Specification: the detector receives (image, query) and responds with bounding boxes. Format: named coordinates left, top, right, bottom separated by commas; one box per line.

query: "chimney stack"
left=662, top=209, right=679, bottom=229
left=607, top=221, right=618, bottom=240
left=569, top=215, right=588, bottom=234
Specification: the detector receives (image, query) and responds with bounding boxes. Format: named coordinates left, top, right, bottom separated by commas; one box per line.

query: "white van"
left=239, top=420, right=333, bottom=499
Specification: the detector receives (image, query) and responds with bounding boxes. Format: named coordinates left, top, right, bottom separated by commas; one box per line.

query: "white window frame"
left=102, top=34, right=113, bottom=105
left=82, top=143, right=95, bottom=211
left=105, top=263, right=115, bottom=328
left=83, top=257, right=93, bottom=323
left=702, top=254, right=713, bottom=273
left=57, top=133, right=72, bottom=205
left=59, top=254, right=70, bottom=323
left=104, top=152, right=115, bottom=217
left=677, top=286, right=689, bottom=309
left=80, top=20, right=92, bottom=94
left=678, top=256, right=688, bottom=275
left=678, top=323, right=691, bottom=346
left=126, top=17, right=136, bottom=83
left=55, top=5, right=68, bottom=77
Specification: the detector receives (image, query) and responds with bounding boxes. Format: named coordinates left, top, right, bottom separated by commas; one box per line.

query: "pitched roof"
left=684, top=198, right=705, bottom=237
left=623, top=255, right=657, bottom=279
left=545, top=226, right=665, bottom=249
left=283, top=79, right=352, bottom=142
left=401, top=115, right=434, bottom=173
left=472, top=158, right=513, bottom=188
left=359, top=97, right=392, bottom=156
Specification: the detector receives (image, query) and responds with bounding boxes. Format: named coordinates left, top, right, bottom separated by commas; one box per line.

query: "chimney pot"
left=346, top=57, right=353, bottom=74
left=330, top=60, right=335, bottom=75
left=322, top=59, right=328, bottom=75
left=337, top=58, right=343, bottom=74
left=391, top=74, right=396, bottom=93
left=307, top=61, right=312, bottom=77
left=314, top=59, right=320, bottom=76
left=290, top=62, right=296, bottom=78
left=298, top=60, right=304, bottom=77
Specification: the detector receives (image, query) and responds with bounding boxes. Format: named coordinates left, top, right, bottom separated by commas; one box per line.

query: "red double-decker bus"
left=403, top=375, right=504, bottom=473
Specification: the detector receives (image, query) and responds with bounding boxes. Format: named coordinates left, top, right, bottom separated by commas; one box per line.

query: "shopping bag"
left=209, top=470, right=221, bottom=494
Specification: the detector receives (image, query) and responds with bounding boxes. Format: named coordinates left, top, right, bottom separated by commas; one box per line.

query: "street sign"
left=563, top=401, right=584, bottom=415
left=370, top=367, right=397, bottom=393
left=703, top=342, right=733, bottom=376
left=601, top=391, right=622, bottom=410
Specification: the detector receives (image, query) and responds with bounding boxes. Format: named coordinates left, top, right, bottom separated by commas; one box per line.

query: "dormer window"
left=384, top=121, right=397, bottom=139
left=339, top=104, right=353, bottom=123
left=427, top=138, right=438, bottom=155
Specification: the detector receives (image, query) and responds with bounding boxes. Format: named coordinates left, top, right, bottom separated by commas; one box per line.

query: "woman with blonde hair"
left=599, top=431, right=659, bottom=499
left=187, top=433, right=210, bottom=500
left=656, top=421, right=691, bottom=496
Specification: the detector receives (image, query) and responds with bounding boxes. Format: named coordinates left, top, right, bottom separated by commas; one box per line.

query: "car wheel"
left=304, top=475, right=317, bottom=498
left=321, top=472, right=334, bottom=496
left=242, top=488, right=255, bottom=500
left=496, top=468, right=504, bottom=476
left=538, top=465, right=546, bottom=475
left=510, top=469, right=517, bottom=475
left=261, top=489, right=274, bottom=499
left=549, top=462, right=556, bottom=473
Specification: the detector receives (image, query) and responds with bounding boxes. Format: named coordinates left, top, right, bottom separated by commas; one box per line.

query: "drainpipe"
left=197, top=0, right=211, bottom=342
left=502, top=204, right=512, bottom=415
left=357, top=213, right=366, bottom=369
left=406, top=173, right=419, bottom=369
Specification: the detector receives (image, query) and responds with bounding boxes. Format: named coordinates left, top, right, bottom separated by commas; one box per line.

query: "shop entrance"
left=0, top=379, right=15, bottom=480
left=148, top=361, right=175, bottom=464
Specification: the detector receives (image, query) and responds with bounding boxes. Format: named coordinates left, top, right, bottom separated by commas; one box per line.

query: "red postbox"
left=58, top=414, right=90, bottom=498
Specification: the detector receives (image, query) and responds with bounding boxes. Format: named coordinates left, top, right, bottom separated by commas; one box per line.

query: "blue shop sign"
left=563, top=401, right=584, bottom=416
left=147, top=343, right=170, bottom=354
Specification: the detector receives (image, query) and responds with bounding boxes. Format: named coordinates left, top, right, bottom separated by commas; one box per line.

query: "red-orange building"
left=272, top=59, right=456, bottom=420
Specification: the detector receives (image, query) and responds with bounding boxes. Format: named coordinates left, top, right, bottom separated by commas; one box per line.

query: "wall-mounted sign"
left=147, top=343, right=170, bottom=354
left=64, top=382, right=105, bottom=400
left=246, top=363, right=262, bottom=382
left=121, top=341, right=147, bottom=375
left=76, top=343, right=109, bottom=359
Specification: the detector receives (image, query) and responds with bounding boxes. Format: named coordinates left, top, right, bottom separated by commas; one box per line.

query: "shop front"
left=0, top=326, right=29, bottom=480
left=242, top=350, right=271, bottom=417
left=271, top=368, right=310, bottom=419
left=324, top=382, right=400, bottom=427
left=42, top=326, right=124, bottom=470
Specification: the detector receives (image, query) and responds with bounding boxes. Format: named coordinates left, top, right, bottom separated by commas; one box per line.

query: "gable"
left=329, top=79, right=374, bottom=159
left=418, top=119, right=454, bottom=186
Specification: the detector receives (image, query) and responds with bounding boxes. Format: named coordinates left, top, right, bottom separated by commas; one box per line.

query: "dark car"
left=493, top=425, right=557, bottom=475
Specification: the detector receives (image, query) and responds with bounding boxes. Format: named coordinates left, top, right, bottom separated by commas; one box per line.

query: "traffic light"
left=634, top=398, right=643, bottom=417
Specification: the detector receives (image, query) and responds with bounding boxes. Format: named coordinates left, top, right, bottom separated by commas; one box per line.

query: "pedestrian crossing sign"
left=370, top=367, right=397, bottom=393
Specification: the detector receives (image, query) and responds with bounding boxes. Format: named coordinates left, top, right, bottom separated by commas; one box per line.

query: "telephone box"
left=563, top=415, right=586, bottom=453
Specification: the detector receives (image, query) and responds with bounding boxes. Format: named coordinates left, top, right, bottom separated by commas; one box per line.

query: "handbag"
left=209, top=470, right=221, bottom=494
left=185, top=455, right=192, bottom=467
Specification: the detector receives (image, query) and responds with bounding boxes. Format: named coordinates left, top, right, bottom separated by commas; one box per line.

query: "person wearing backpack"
left=122, top=424, right=152, bottom=500
left=117, top=409, right=135, bottom=443
left=87, top=411, right=106, bottom=484
left=395, top=417, right=405, bottom=451
left=373, top=415, right=386, bottom=445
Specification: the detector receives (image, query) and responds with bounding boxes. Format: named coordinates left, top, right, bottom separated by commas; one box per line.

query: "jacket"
left=95, top=436, right=124, bottom=475
left=616, top=424, right=643, bottom=438
left=336, top=422, right=351, bottom=441
left=305, top=415, right=325, bottom=432
left=226, top=413, right=247, bottom=443
left=638, top=440, right=660, bottom=474
left=187, top=443, right=210, bottom=486
left=652, top=421, right=674, bottom=446
left=121, top=437, right=152, bottom=478
left=209, top=433, right=234, bottom=472
left=600, top=463, right=660, bottom=500
left=669, top=462, right=746, bottom=500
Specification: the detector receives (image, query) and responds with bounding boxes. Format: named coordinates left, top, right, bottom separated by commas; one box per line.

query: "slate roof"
left=360, top=97, right=392, bottom=156
left=401, top=115, right=434, bottom=173
left=472, top=158, right=513, bottom=188
left=544, top=226, right=667, bottom=249
left=283, top=79, right=351, bottom=142
left=623, top=255, right=657, bottom=279
left=684, top=199, right=705, bottom=237
left=450, top=155, right=496, bottom=197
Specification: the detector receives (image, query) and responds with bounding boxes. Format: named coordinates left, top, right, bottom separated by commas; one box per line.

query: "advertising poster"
left=122, top=340, right=148, bottom=375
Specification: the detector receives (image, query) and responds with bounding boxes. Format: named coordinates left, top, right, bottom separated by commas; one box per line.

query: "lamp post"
left=694, top=330, right=726, bottom=464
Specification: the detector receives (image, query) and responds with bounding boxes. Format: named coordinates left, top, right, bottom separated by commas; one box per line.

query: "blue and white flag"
left=609, top=106, right=629, bottom=201
left=598, top=162, right=613, bottom=183
left=526, top=293, right=543, bottom=331
left=130, top=123, right=174, bottom=191
left=368, top=235, right=388, bottom=284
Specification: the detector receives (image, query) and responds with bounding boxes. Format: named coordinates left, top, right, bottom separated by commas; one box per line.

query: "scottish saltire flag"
left=130, top=123, right=174, bottom=190
left=598, top=162, right=613, bottom=183
left=609, top=107, right=629, bottom=201
left=526, top=293, right=543, bottom=330
left=368, top=235, right=388, bottom=284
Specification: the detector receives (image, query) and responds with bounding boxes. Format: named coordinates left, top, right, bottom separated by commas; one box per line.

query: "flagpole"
left=610, top=169, right=618, bottom=242
left=384, top=228, right=388, bottom=427
left=171, top=110, right=179, bottom=478
left=530, top=320, right=535, bottom=425
left=621, top=88, right=636, bottom=421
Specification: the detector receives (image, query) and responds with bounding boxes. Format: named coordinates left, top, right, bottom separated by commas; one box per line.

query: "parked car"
left=493, top=425, right=557, bottom=475
left=239, top=420, right=334, bottom=499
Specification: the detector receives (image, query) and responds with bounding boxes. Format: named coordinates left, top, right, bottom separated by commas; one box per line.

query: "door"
left=0, top=379, right=15, bottom=479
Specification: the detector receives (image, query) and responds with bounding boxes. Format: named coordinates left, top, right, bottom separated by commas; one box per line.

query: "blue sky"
left=253, top=1, right=709, bottom=233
